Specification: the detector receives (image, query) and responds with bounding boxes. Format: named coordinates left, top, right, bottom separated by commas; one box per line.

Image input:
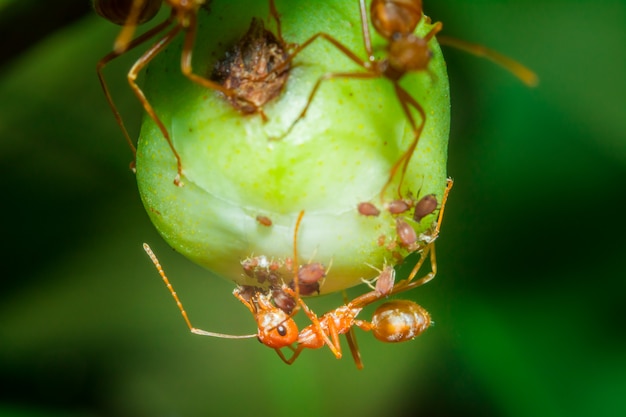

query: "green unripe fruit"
left=136, top=0, right=450, bottom=294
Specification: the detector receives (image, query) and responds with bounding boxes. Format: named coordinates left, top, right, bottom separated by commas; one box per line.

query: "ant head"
left=387, top=34, right=433, bottom=73
left=94, top=0, right=162, bottom=26
left=256, top=308, right=299, bottom=349
left=370, top=0, right=423, bottom=39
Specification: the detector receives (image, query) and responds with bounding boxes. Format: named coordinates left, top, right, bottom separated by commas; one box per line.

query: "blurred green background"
left=1, top=0, right=625, bottom=416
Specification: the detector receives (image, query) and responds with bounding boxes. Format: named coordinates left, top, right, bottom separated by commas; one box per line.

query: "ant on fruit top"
left=94, top=0, right=291, bottom=185
left=258, top=0, right=537, bottom=199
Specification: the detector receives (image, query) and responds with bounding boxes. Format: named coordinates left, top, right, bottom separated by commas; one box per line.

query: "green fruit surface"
left=136, top=0, right=450, bottom=294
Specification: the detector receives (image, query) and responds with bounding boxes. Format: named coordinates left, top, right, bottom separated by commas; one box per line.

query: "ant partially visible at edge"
left=94, top=0, right=289, bottom=186
left=143, top=178, right=453, bottom=368
left=261, top=0, right=537, bottom=200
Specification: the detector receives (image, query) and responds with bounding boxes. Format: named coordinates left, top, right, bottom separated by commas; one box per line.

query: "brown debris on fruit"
left=211, top=18, right=290, bottom=113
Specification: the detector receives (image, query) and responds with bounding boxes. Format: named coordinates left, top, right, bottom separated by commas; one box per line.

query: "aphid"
left=271, top=285, right=297, bottom=315
left=388, top=199, right=411, bottom=214
left=95, top=0, right=288, bottom=185
left=396, top=217, right=418, bottom=250
left=256, top=215, right=273, bottom=227
left=413, top=178, right=454, bottom=223
left=413, top=193, right=437, bottom=223
left=292, top=262, right=326, bottom=296
left=262, top=0, right=537, bottom=198
left=358, top=202, right=381, bottom=217
left=361, top=263, right=396, bottom=296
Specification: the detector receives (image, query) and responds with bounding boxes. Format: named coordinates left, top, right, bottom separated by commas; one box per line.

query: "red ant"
left=262, top=0, right=537, bottom=199
left=94, top=0, right=288, bottom=185
left=143, top=240, right=437, bottom=369
left=143, top=179, right=452, bottom=367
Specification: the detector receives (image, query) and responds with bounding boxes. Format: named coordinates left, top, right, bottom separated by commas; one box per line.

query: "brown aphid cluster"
left=241, top=255, right=297, bottom=313
left=240, top=255, right=328, bottom=312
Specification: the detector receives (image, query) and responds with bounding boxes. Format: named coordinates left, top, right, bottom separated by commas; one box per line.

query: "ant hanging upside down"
left=142, top=180, right=452, bottom=368
left=143, top=238, right=437, bottom=369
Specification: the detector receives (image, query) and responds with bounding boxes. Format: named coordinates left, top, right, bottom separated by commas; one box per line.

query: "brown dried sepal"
left=211, top=18, right=290, bottom=113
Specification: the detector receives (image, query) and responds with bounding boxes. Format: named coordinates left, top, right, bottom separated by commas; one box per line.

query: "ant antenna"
left=437, top=36, right=539, bottom=87
left=143, top=243, right=257, bottom=339
left=291, top=210, right=305, bottom=308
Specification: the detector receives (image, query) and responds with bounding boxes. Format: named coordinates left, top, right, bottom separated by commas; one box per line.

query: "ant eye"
left=276, top=325, right=287, bottom=337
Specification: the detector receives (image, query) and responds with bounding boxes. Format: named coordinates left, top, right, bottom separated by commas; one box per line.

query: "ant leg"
left=344, top=327, right=364, bottom=369
left=127, top=24, right=186, bottom=186
left=264, top=30, right=372, bottom=84
left=431, top=178, right=454, bottom=240
left=357, top=0, right=374, bottom=60
left=113, top=0, right=152, bottom=53
left=268, top=0, right=285, bottom=45
left=143, top=243, right=257, bottom=339
left=282, top=287, right=341, bottom=357
left=380, top=83, right=426, bottom=200
left=393, top=243, right=438, bottom=296
left=342, top=290, right=365, bottom=369
left=437, top=35, right=539, bottom=87
left=279, top=71, right=380, bottom=139
left=275, top=344, right=305, bottom=365
left=97, top=13, right=175, bottom=166
left=291, top=210, right=306, bottom=309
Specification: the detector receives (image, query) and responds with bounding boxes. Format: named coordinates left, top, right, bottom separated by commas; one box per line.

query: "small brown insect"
left=256, top=215, right=273, bottom=227
left=413, top=194, right=437, bottom=222
left=388, top=199, right=411, bottom=214
left=396, top=217, right=418, bottom=250
left=358, top=202, right=381, bottom=217
left=362, top=264, right=396, bottom=296
left=291, top=262, right=327, bottom=296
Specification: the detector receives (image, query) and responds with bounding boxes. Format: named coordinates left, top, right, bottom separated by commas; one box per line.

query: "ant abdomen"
left=94, top=0, right=162, bottom=26
left=370, top=299, right=431, bottom=343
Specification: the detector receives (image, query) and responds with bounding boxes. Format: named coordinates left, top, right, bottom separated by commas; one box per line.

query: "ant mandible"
left=264, top=0, right=537, bottom=199
left=94, top=0, right=286, bottom=185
